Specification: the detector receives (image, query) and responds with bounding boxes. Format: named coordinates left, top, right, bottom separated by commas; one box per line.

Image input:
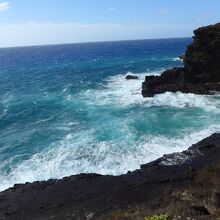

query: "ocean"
left=1, top=38, right=220, bottom=191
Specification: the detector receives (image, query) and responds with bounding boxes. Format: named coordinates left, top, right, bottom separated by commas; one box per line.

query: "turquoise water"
left=0, top=38, right=220, bottom=191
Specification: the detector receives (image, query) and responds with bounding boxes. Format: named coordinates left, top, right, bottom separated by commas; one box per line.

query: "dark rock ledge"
left=142, top=22, right=220, bottom=97
left=1, top=133, right=220, bottom=219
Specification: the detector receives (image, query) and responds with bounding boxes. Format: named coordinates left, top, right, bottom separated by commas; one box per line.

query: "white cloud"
left=0, top=2, right=10, bottom=11
left=0, top=22, right=194, bottom=48
left=159, top=9, right=169, bottom=16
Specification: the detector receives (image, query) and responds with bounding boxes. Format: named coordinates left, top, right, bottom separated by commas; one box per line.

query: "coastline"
left=0, top=22, right=220, bottom=219
left=1, top=133, right=220, bottom=219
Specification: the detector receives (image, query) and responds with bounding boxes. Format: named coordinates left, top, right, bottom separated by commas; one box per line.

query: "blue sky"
left=0, top=0, right=219, bottom=47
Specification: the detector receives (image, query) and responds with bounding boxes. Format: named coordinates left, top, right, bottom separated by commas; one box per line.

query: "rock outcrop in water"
left=1, top=133, right=220, bottom=219
left=142, top=22, right=220, bottom=97
left=125, top=74, right=138, bottom=80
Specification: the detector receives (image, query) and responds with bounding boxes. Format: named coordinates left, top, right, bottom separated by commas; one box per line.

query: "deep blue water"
left=1, top=38, right=220, bottom=191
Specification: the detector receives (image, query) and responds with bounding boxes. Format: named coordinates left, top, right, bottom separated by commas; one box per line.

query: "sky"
left=0, top=0, right=220, bottom=47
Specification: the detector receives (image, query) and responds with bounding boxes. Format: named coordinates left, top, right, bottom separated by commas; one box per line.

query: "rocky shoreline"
left=1, top=23, right=220, bottom=220
left=142, top=23, right=220, bottom=97
left=0, top=133, right=220, bottom=220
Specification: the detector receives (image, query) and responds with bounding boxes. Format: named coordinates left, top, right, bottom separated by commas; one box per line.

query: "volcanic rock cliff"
left=1, top=134, right=220, bottom=220
left=142, top=22, right=220, bottom=97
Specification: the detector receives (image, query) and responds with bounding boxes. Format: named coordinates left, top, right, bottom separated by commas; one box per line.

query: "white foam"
left=0, top=93, right=13, bottom=119
left=1, top=124, right=220, bottom=192
left=78, top=72, right=220, bottom=112
left=173, top=57, right=182, bottom=62
left=146, top=92, right=220, bottom=111
left=79, top=71, right=159, bottom=106
left=62, top=83, right=72, bottom=93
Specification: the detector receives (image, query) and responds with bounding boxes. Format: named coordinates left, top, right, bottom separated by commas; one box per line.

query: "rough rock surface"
left=142, top=22, right=220, bottom=97
left=1, top=133, right=220, bottom=219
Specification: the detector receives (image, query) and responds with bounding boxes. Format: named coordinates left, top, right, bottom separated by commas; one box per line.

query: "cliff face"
left=142, top=23, right=220, bottom=97
left=1, top=133, right=220, bottom=220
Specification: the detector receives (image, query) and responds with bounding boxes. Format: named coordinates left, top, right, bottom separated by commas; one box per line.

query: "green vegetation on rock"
left=144, top=214, right=169, bottom=220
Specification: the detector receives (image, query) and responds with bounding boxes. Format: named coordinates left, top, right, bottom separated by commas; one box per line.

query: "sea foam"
left=80, top=72, right=220, bottom=112
left=1, top=124, right=220, bottom=192
left=0, top=72, right=220, bottom=191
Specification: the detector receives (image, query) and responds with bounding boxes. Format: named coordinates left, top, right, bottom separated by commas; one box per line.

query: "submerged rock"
left=125, top=74, right=138, bottom=80
left=142, top=22, right=220, bottom=97
left=1, top=133, right=220, bottom=219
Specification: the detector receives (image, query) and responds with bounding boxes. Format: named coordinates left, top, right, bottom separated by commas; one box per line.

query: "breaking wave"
left=1, top=71, right=220, bottom=191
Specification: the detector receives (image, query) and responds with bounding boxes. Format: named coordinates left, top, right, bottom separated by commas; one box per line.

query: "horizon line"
left=0, top=36, right=192, bottom=50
